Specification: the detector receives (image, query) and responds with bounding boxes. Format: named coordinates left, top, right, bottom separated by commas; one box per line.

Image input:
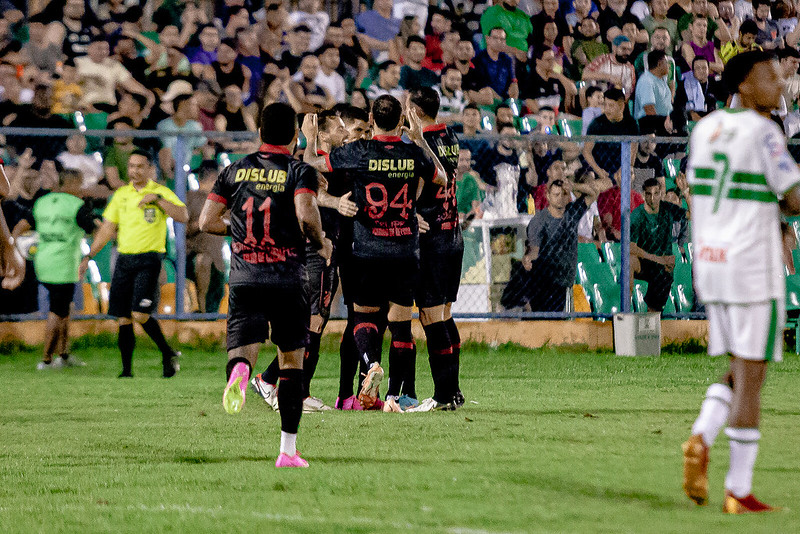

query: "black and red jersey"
left=316, top=149, right=351, bottom=242
left=209, top=143, right=319, bottom=287
left=327, top=135, right=436, bottom=259
left=417, top=124, right=463, bottom=252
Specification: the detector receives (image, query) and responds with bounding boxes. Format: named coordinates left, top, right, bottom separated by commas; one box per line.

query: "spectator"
left=541, top=21, right=575, bottom=76
left=107, top=91, right=147, bottom=129
left=423, top=8, right=454, bottom=70
left=495, top=104, right=516, bottom=128
left=21, top=13, right=64, bottom=72
left=315, top=44, right=346, bottom=104
left=597, top=171, right=645, bottom=241
left=51, top=59, right=83, bottom=115
left=582, top=88, right=638, bottom=182
left=257, top=1, right=288, bottom=66
left=632, top=135, right=666, bottom=193
left=752, top=0, right=782, bottom=50
left=349, top=88, right=371, bottom=113
left=325, top=20, right=369, bottom=91
left=223, top=6, right=252, bottom=38
left=582, top=35, right=637, bottom=98
left=449, top=39, right=489, bottom=105
left=522, top=48, right=578, bottom=114
left=56, top=0, right=101, bottom=60
left=634, top=50, right=675, bottom=135
left=188, top=24, right=221, bottom=77
left=8, top=84, right=73, bottom=163
left=270, top=24, right=313, bottom=76
left=721, top=19, right=762, bottom=64
left=387, top=15, right=420, bottom=64
left=530, top=0, right=572, bottom=51
left=480, top=0, right=532, bottom=65
left=780, top=47, right=800, bottom=122
left=293, top=53, right=335, bottom=112
left=75, top=35, right=155, bottom=113
left=630, top=177, right=688, bottom=312
left=677, top=0, right=731, bottom=44
left=717, top=0, right=741, bottom=43
left=777, top=0, right=800, bottom=45
left=642, top=0, right=679, bottom=44
left=437, top=66, right=468, bottom=124
left=476, top=122, right=522, bottom=188
left=366, top=60, right=404, bottom=101
left=424, top=30, right=459, bottom=74
left=57, top=134, right=107, bottom=197
left=675, top=57, right=726, bottom=125
left=157, top=93, right=206, bottom=177
left=734, top=0, right=754, bottom=21
left=455, top=146, right=484, bottom=221
left=204, top=37, right=250, bottom=96
left=146, top=46, right=195, bottom=98
left=681, top=17, right=724, bottom=76
left=288, top=0, right=330, bottom=51
left=356, top=0, right=401, bottom=61
left=575, top=167, right=606, bottom=244
left=634, top=27, right=679, bottom=93
left=581, top=85, right=604, bottom=135
left=566, top=0, right=596, bottom=29
left=460, top=103, right=484, bottom=137
left=215, top=85, right=257, bottom=151
left=399, top=35, right=440, bottom=89
left=598, top=0, right=641, bottom=42
left=394, top=0, right=430, bottom=31
left=235, top=26, right=264, bottom=105
left=113, top=35, right=148, bottom=82
left=533, top=159, right=569, bottom=212
left=103, top=120, right=136, bottom=189
left=473, top=27, right=519, bottom=102
left=193, top=80, right=222, bottom=131
left=571, top=17, right=608, bottom=76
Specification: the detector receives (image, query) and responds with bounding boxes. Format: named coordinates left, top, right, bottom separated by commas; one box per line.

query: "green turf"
left=1, top=336, right=799, bottom=533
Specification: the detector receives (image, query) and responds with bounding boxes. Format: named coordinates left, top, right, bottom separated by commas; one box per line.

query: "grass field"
left=1, top=334, right=799, bottom=533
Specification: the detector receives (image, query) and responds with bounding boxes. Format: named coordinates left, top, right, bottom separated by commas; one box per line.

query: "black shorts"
left=416, top=248, right=463, bottom=308
left=226, top=284, right=308, bottom=353
left=108, top=253, right=162, bottom=318
left=336, top=240, right=354, bottom=306
left=43, top=283, right=76, bottom=318
left=305, top=244, right=339, bottom=320
left=636, top=257, right=674, bottom=311
left=350, top=256, right=419, bottom=308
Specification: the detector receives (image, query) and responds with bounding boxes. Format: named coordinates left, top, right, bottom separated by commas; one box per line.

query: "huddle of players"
left=200, top=88, right=464, bottom=466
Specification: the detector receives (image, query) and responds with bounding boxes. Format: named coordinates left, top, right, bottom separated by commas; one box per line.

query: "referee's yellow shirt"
left=103, top=180, right=186, bottom=254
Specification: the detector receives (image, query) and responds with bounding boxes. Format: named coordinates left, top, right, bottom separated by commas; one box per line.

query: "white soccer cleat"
left=250, top=373, right=279, bottom=411
left=406, top=397, right=456, bottom=412
left=302, top=396, right=332, bottom=412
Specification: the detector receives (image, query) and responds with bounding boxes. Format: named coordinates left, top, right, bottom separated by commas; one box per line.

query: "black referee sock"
left=423, top=321, right=453, bottom=403
left=278, top=368, right=304, bottom=434
left=387, top=320, right=415, bottom=398
left=118, top=323, right=135, bottom=375
left=141, top=318, right=175, bottom=359
left=444, top=317, right=461, bottom=392
left=352, top=311, right=382, bottom=368
left=303, top=330, right=323, bottom=398
left=263, top=356, right=280, bottom=385
left=338, top=315, right=358, bottom=399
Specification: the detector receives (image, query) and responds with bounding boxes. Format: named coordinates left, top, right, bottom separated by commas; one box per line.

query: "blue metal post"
left=620, top=141, right=632, bottom=313
left=173, top=136, right=188, bottom=318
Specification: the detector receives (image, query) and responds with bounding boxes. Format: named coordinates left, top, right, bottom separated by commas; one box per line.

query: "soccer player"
left=81, top=150, right=187, bottom=378
left=683, top=50, right=800, bottom=513
left=199, top=102, right=331, bottom=468
left=15, top=170, right=98, bottom=369
left=304, top=95, right=447, bottom=409
left=401, top=88, right=464, bottom=412
left=250, top=108, right=356, bottom=412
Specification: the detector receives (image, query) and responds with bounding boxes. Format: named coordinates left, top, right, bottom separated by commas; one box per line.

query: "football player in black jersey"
left=199, top=103, right=332, bottom=468
left=404, top=88, right=465, bottom=412
left=304, top=95, right=447, bottom=410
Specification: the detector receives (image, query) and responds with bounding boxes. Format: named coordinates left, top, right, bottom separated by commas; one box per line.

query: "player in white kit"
left=682, top=51, right=800, bottom=513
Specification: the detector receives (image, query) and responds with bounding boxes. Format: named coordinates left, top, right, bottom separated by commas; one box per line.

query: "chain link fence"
left=3, top=126, right=798, bottom=322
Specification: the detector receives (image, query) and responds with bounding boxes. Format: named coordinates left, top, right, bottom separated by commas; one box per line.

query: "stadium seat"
left=633, top=281, right=648, bottom=312
left=671, top=263, right=694, bottom=312
left=80, top=283, right=100, bottom=314
left=600, top=241, right=621, bottom=281
left=90, top=241, right=114, bottom=281
left=672, top=243, right=689, bottom=263
left=578, top=261, right=621, bottom=315
left=664, top=158, right=681, bottom=181
left=557, top=118, right=582, bottom=137
left=785, top=274, right=800, bottom=353
left=578, top=242, right=602, bottom=265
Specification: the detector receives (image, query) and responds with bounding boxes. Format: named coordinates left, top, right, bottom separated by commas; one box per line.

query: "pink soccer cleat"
left=223, top=362, right=250, bottom=415
left=275, top=453, right=309, bottom=468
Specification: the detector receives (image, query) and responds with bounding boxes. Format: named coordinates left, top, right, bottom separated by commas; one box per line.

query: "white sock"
left=280, top=431, right=297, bottom=457
left=691, top=383, right=732, bottom=447
left=724, top=427, right=761, bottom=498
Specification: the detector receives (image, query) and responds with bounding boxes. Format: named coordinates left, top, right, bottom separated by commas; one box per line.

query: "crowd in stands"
left=1, top=0, right=799, bottom=314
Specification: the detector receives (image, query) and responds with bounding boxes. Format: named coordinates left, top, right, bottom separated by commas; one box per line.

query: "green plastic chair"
left=671, top=262, right=694, bottom=312
left=601, top=241, right=622, bottom=281
left=785, top=274, right=800, bottom=353
left=557, top=118, right=582, bottom=137
left=634, top=280, right=648, bottom=312
left=580, top=260, right=622, bottom=314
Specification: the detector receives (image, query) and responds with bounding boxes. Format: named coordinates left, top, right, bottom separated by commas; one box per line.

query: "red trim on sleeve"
left=431, top=167, right=439, bottom=182
left=259, top=143, right=291, bottom=155
left=422, top=123, right=447, bottom=133
left=207, top=192, right=227, bottom=206
left=324, top=152, right=333, bottom=172
left=295, top=188, right=317, bottom=197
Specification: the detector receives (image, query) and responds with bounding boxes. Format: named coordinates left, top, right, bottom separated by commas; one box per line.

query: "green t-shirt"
left=32, top=192, right=94, bottom=284
left=457, top=172, right=483, bottom=215
left=480, top=5, right=533, bottom=53
left=630, top=201, right=687, bottom=257
left=677, top=14, right=718, bottom=41
left=104, top=144, right=133, bottom=184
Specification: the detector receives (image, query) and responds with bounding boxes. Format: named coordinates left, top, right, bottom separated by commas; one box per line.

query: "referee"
left=81, top=150, right=189, bottom=377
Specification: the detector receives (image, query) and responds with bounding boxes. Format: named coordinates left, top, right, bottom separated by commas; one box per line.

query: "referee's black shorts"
left=226, top=284, right=309, bottom=353
left=108, top=252, right=162, bottom=318
left=416, top=247, right=463, bottom=308
left=350, top=256, right=419, bottom=308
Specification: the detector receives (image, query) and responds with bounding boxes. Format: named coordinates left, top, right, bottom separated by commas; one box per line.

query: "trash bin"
left=613, top=313, right=661, bottom=356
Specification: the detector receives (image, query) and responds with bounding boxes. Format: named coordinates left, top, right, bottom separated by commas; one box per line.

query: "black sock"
left=387, top=320, right=415, bottom=398
left=278, top=368, right=304, bottom=434
left=352, top=311, right=382, bottom=368
left=118, top=323, right=135, bottom=375
left=141, top=318, right=175, bottom=360
left=445, top=317, right=461, bottom=392
left=225, top=357, right=252, bottom=381
left=303, top=330, right=323, bottom=397
left=263, top=356, right=280, bottom=385
left=338, top=314, right=358, bottom=399
left=423, top=321, right=453, bottom=403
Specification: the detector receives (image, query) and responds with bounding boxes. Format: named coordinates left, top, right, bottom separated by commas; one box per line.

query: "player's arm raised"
left=301, top=114, right=331, bottom=173
left=295, top=192, right=333, bottom=262
left=404, top=107, right=448, bottom=186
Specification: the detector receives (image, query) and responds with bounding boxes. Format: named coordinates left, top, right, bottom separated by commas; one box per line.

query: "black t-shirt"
left=522, top=69, right=567, bottom=112
left=212, top=61, right=247, bottom=90
left=586, top=113, right=639, bottom=175
left=418, top=124, right=463, bottom=252
left=210, top=144, right=318, bottom=287
left=327, top=136, right=436, bottom=260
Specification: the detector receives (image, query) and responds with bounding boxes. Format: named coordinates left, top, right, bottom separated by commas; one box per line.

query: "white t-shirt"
left=57, top=152, right=104, bottom=188
left=75, top=57, right=132, bottom=107
left=315, top=69, right=346, bottom=103
left=688, top=108, right=800, bottom=304
left=577, top=200, right=600, bottom=241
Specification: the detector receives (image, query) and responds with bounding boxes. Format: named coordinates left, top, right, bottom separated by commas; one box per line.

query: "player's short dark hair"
left=604, top=87, right=626, bottom=101
left=372, top=95, right=403, bottom=131
left=409, top=87, right=440, bottom=120
left=58, top=169, right=83, bottom=187
left=333, top=103, right=369, bottom=124
left=260, top=103, right=298, bottom=145
left=739, top=19, right=759, bottom=36
left=647, top=50, right=667, bottom=69
left=318, top=108, right=341, bottom=132
left=643, top=178, right=660, bottom=190
left=722, top=50, right=777, bottom=94
left=130, top=149, right=152, bottom=162
left=406, top=35, right=426, bottom=48
left=585, top=85, right=603, bottom=100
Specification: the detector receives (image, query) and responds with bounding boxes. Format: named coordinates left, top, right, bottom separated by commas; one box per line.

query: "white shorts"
left=706, top=299, right=784, bottom=362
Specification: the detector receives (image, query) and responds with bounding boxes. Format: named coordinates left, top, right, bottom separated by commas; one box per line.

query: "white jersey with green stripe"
left=687, top=108, right=800, bottom=304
